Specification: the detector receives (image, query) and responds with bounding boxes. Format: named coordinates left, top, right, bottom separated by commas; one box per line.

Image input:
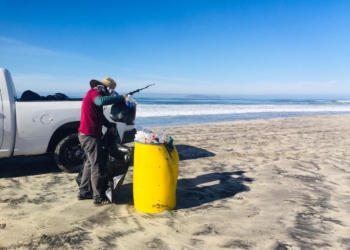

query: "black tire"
left=54, top=133, right=84, bottom=173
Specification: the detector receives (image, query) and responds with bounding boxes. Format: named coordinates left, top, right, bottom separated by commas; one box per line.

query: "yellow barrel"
left=133, top=141, right=179, bottom=213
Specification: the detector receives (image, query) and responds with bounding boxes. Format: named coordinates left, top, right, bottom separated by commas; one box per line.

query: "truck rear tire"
left=54, top=133, right=84, bottom=173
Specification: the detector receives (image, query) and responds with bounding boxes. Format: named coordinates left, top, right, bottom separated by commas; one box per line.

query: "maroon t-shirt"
left=78, top=89, right=103, bottom=136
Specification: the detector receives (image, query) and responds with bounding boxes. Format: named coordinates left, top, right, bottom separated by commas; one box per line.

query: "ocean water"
left=130, top=94, right=350, bottom=128
left=24, top=92, right=350, bottom=128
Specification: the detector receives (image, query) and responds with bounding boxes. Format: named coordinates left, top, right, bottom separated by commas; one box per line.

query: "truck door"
left=0, top=89, right=4, bottom=148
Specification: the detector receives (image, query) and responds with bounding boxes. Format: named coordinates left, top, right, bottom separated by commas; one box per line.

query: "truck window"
left=8, top=72, right=18, bottom=100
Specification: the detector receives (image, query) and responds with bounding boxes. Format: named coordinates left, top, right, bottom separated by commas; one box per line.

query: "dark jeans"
left=78, top=134, right=105, bottom=199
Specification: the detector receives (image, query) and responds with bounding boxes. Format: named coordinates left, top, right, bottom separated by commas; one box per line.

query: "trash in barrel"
left=133, top=128, right=179, bottom=214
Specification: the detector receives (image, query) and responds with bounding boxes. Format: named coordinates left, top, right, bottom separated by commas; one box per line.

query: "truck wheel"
left=54, top=133, right=85, bottom=173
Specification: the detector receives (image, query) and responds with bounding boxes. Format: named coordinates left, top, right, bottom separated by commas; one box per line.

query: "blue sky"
left=0, top=0, right=349, bottom=96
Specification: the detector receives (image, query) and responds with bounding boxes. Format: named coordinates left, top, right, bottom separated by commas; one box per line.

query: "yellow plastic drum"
left=133, top=141, right=179, bottom=213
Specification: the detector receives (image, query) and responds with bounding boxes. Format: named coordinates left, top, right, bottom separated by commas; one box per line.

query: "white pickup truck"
left=0, top=68, right=136, bottom=172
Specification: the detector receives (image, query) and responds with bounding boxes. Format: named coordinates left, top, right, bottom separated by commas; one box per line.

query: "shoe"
left=93, top=198, right=111, bottom=206
left=77, top=193, right=93, bottom=200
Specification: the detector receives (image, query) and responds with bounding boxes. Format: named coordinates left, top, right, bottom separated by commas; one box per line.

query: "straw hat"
left=90, top=77, right=117, bottom=89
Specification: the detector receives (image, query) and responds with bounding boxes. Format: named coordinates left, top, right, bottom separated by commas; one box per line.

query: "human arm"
left=94, top=95, right=126, bottom=106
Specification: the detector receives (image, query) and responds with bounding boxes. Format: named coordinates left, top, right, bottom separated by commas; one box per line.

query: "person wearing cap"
left=77, top=77, right=126, bottom=206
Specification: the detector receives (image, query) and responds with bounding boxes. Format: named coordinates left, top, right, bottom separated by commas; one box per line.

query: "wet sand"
left=1, top=114, right=350, bottom=249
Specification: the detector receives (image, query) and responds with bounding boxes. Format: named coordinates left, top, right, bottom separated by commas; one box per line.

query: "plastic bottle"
left=126, top=95, right=135, bottom=107
left=135, top=125, right=143, bottom=131
left=142, top=128, right=153, bottom=143
left=157, top=130, right=167, bottom=143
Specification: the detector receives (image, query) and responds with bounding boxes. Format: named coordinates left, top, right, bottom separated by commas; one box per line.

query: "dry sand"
left=1, top=114, right=350, bottom=250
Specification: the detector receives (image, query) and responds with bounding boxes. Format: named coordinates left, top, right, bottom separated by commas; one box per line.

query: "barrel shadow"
left=175, top=144, right=216, bottom=160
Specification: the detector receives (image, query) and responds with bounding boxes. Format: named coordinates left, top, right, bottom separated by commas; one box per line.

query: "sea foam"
left=136, top=104, right=350, bottom=117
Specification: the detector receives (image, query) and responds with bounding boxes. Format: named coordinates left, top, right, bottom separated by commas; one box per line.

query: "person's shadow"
left=175, top=171, right=252, bottom=209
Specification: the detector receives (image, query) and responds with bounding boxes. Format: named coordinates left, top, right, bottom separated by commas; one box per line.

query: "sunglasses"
left=96, top=85, right=115, bottom=96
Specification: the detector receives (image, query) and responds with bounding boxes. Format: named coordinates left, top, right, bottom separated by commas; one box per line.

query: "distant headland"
left=185, top=94, right=222, bottom=99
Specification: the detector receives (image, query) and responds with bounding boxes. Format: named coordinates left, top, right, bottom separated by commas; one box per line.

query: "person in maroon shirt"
left=77, top=77, right=126, bottom=206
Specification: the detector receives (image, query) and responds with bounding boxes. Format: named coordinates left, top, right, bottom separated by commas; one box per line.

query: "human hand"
left=108, top=126, right=115, bottom=135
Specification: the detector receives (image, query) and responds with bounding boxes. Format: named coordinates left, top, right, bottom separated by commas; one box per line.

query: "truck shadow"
left=0, top=155, right=60, bottom=178
left=0, top=144, right=215, bottom=178
left=116, top=171, right=253, bottom=210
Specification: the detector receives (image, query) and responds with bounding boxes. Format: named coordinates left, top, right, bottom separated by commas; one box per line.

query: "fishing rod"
left=126, top=83, right=155, bottom=96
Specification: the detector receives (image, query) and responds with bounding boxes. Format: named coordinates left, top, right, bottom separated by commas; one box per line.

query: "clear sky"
left=0, top=0, right=349, bottom=96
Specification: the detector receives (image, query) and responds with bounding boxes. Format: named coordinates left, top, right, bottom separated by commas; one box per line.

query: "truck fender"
left=46, top=121, right=80, bottom=153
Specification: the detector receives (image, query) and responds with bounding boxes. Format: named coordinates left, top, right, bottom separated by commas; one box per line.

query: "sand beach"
left=1, top=114, right=350, bottom=249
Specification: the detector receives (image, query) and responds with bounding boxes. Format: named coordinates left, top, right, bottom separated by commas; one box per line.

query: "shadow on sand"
left=175, top=144, right=216, bottom=160
left=115, top=171, right=253, bottom=210
left=0, top=144, right=215, bottom=178
left=1, top=145, right=250, bottom=210
left=0, top=155, right=60, bottom=178
left=175, top=171, right=253, bottom=209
